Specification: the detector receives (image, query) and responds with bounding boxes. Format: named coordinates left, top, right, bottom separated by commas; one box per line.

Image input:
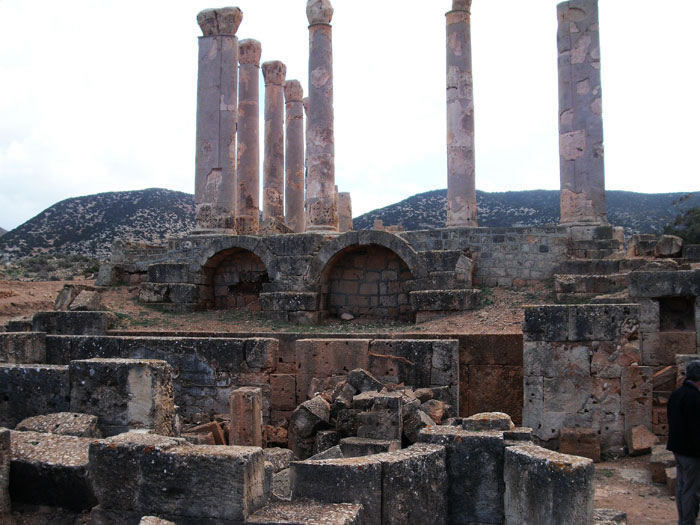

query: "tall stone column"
left=236, top=39, right=262, bottom=235
left=446, top=0, right=477, bottom=228
left=262, top=61, right=287, bottom=224
left=284, top=80, right=306, bottom=233
left=194, top=7, right=243, bottom=231
left=338, top=192, right=353, bottom=232
left=557, top=0, right=607, bottom=225
left=305, top=0, right=339, bottom=232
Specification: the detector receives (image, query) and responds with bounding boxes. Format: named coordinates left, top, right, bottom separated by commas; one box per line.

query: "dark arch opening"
left=201, top=248, right=270, bottom=310
left=320, top=243, right=413, bottom=320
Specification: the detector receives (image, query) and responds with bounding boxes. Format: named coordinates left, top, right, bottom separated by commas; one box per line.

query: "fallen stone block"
left=290, top=396, right=330, bottom=439
left=421, top=399, right=449, bottom=425
left=666, top=467, right=677, bottom=494
left=559, top=427, right=601, bottom=463
left=418, top=426, right=505, bottom=524
left=625, top=425, right=659, bottom=456
left=594, top=508, right=627, bottom=524
left=90, top=432, right=266, bottom=521
left=0, top=428, right=9, bottom=515
left=187, top=421, right=226, bottom=446
left=182, top=432, right=215, bottom=445
left=654, top=235, right=683, bottom=258
left=15, top=412, right=101, bottom=438
left=346, top=368, right=383, bottom=393
left=650, top=445, right=675, bottom=484
left=272, top=469, right=291, bottom=501
left=69, top=290, right=103, bottom=311
left=264, top=448, right=294, bottom=474
left=309, top=445, right=344, bottom=461
left=140, top=517, right=176, bottom=525
left=314, top=430, right=340, bottom=455
left=245, top=501, right=363, bottom=524
left=9, top=430, right=96, bottom=510
left=402, top=403, right=435, bottom=443
left=504, top=445, right=594, bottom=525
left=354, top=392, right=402, bottom=441
left=0, top=364, right=70, bottom=428
left=503, top=427, right=533, bottom=442
left=463, top=412, right=515, bottom=432
left=69, top=358, right=175, bottom=437
left=0, top=332, right=46, bottom=364
left=54, top=284, right=93, bottom=311
left=339, top=437, right=400, bottom=458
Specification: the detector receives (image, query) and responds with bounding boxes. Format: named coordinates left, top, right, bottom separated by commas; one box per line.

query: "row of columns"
left=446, top=0, right=607, bottom=227
left=194, top=2, right=350, bottom=235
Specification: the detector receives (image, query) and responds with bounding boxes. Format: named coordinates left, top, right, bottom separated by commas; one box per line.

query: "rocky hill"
left=0, top=189, right=195, bottom=260
left=0, top=228, right=6, bottom=237
left=1, top=188, right=697, bottom=261
left=354, top=190, right=700, bottom=234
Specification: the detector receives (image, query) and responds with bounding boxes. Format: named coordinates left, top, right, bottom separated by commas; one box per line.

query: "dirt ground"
left=0, top=278, right=681, bottom=522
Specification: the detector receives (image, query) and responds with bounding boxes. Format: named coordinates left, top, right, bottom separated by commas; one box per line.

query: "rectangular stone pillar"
left=0, top=428, right=9, bottom=516
left=194, top=8, right=242, bottom=231
left=557, top=0, right=607, bottom=225
left=230, top=386, right=263, bottom=447
left=338, top=192, right=353, bottom=232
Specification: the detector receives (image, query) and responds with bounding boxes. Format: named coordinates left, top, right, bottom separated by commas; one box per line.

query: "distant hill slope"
left=1, top=188, right=697, bottom=261
left=0, top=188, right=195, bottom=260
left=354, top=189, right=700, bottom=233
left=0, top=228, right=6, bottom=237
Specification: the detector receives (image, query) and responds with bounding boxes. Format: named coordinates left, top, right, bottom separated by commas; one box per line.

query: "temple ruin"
left=1, top=0, right=698, bottom=523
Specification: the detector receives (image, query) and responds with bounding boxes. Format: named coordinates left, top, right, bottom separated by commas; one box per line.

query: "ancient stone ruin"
left=1, top=0, right=699, bottom=523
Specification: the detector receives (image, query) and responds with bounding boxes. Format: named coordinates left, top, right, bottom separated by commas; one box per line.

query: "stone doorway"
left=202, top=249, right=269, bottom=310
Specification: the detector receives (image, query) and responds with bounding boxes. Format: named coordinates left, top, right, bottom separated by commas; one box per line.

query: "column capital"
left=307, top=0, right=333, bottom=25
left=239, top=39, right=262, bottom=65
left=262, top=61, right=287, bottom=86
left=450, top=0, right=471, bottom=12
left=284, top=80, right=304, bottom=103
left=197, top=7, right=243, bottom=37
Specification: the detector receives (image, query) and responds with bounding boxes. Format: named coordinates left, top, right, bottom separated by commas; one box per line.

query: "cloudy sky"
left=0, top=0, right=698, bottom=231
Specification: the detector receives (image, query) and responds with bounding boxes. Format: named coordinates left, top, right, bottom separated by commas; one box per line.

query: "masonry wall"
left=211, top=251, right=268, bottom=309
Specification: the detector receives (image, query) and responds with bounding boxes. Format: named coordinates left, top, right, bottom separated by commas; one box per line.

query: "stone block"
left=140, top=518, right=176, bottom=525
left=314, top=430, right=340, bottom=455
left=147, top=263, right=192, bottom=283
left=354, top=393, right=403, bottom=441
left=463, top=412, right=515, bottom=432
left=524, top=305, right=639, bottom=343
left=295, top=339, right=370, bottom=402
left=246, top=338, right=278, bottom=370
left=649, top=445, right=675, bottom=484
left=559, top=427, right=601, bottom=462
left=629, top=270, right=700, bottom=298
left=504, top=445, right=594, bottom=525
left=654, top=235, right=683, bottom=257
left=409, top=289, right=480, bottom=311
left=0, top=428, right=9, bottom=515
left=368, top=339, right=432, bottom=388
left=666, top=467, right=677, bottom=494
left=346, top=368, right=383, bottom=393
left=263, top=448, right=294, bottom=474
left=309, top=445, right=344, bottom=461
left=523, top=306, right=569, bottom=342
left=621, top=366, right=653, bottom=433
left=402, top=402, right=435, bottom=443
left=290, top=395, right=330, bottom=439
left=245, top=501, right=363, bottom=524
left=260, top=292, right=320, bottom=312
left=0, top=364, right=70, bottom=428
left=15, top=412, right=101, bottom=438
left=69, top=290, right=103, bottom=311
left=90, top=432, right=265, bottom=520
left=421, top=399, right=450, bottom=425
left=503, top=427, right=533, bottom=442
left=430, top=340, right=459, bottom=389
left=230, top=387, right=264, bottom=447
left=594, top=508, right=628, bottom=524
left=339, top=437, right=400, bottom=458
left=290, top=456, right=383, bottom=525
left=69, top=358, right=175, bottom=437
left=32, top=311, right=115, bottom=335
left=0, top=332, right=46, bottom=364
left=459, top=334, right=524, bottom=366
left=9, top=430, right=96, bottom=510
left=466, top=365, right=523, bottom=424
left=625, top=425, right=659, bottom=456
left=183, top=432, right=215, bottom=445
left=270, top=374, right=296, bottom=411
left=418, top=426, right=505, bottom=524
left=187, top=421, right=226, bottom=445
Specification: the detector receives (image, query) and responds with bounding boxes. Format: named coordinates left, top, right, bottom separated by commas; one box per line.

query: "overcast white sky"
left=0, top=0, right=698, bottom=231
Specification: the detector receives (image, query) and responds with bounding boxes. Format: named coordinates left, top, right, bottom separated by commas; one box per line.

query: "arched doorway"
left=202, top=248, right=269, bottom=310
left=321, top=244, right=413, bottom=320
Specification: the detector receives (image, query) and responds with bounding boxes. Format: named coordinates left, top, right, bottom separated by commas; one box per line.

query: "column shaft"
left=446, top=0, right=477, bottom=228
left=557, top=0, right=607, bottom=225
left=262, top=61, right=286, bottom=223
left=338, top=192, right=353, bottom=233
left=285, top=81, right=306, bottom=233
left=236, top=39, right=262, bottom=235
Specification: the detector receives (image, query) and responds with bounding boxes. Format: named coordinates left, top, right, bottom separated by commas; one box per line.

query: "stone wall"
left=522, top=304, right=642, bottom=455
left=210, top=249, right=268, bottom=309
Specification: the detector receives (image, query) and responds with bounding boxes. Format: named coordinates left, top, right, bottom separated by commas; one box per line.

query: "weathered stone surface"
left=625, top=425, right=658, bottom=456
left=338, top=192, right=353, bottom=233
left=264, top=448, right=294, bottom=474
left=629, top=270, right=700, bottom=298
left=403, top=403, right=435, bottom=443
left=15, top=412, right=101, bottom=438
left=10, top=430, right=96, bottom=510
left=355, top=392, right=403, bottom=441
left=0, top=428, right=9, bottom=515
left=33, top=311, right=115, bottom=335
left=339, top=437, right=400, bottom=458
left=594, top=508, right=628, bottom=524
left=0, top=332, right=45, bottom=364
left=69, top=358, right=175, bottom=437
left=649, top=445, right=675, bottom=484
left=69, top=290, right=103, bottom=311
left=91, top=432, right=265, bottom=520
left=309, top=445, right=344, bottom=461
left=291, top=395, right=330, bottom=439
left=346, top=368, right=383, bottom=393
left=559, top=427, right=601, bottom=462
left=419, top=426, right=505, bottom=524
left=0, top=364, right=70, bottom=428
left=654, top=235, right=683, bottom=258
left=245, top=501, right=363, bottom=524
left=140, top=518, right=176, bottom=525
left=187, top=421, right=226, bottom=446
left=666, top=467, right=677, bottom=494
left=463, top=412, right=514, bottom=431
left=504, top=445, right=594, bottom=524
left=262, top=61, right=287, bottom=225
left=285, top=79, right=305, bottom=234
left=197, top=7, right=243, bottom=36
left=230, top=387, right=264, bottom=447
left=409, top=289, right=480, bottom=312
left=314, top=430, right=340, bottom=455
left=524, top=304, right=639, bottom=342
left=621, top=365, right=653, bottom=434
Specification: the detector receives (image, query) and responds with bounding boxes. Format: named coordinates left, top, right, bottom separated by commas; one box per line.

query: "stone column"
left=285, top=80, right=306, bottom=233
left=557, top=0, right=607, bottom=225
left=194, top=7, right=243, bottom=231
left=305, top=0, right=339, bottom=232
left=338, top=192, right=353, bottom=232
left=235, top=39, right=262, bottom=235
left=262, top=61, right=287, bottom=224
left=446, top=0, right=477, bottom=228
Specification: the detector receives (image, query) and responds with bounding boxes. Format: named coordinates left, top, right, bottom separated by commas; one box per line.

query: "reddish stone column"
left=194, top=7, right=242, bottom=231
left=446, top=0, right=477, bottom=228
left=235, top=39, right=262, bottom=235
left=557, top=0, right=607, bottom=225
left=338, top=192, right=353, bottom=232
left=229, top=387, right=263, bottom=447
left=262, top=61, right=287, bottom=224
left=305, top=0, right=339, bottom=232
left=285, top=80, right=306, bottom=233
